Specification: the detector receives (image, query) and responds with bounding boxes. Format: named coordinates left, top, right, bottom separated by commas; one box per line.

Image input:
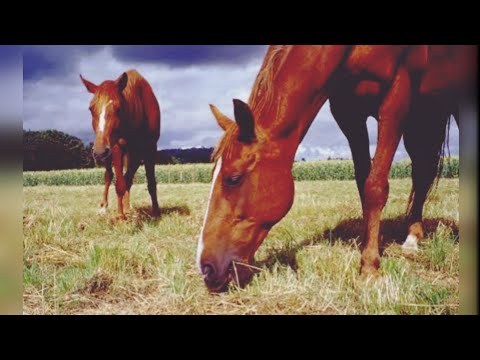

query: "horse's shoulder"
left=346, top=45, right=409, bottom=81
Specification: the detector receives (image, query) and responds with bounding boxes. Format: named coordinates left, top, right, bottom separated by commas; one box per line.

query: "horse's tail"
left=434, top=113, right=453, bottom=193
left=406, top=112, right=454, bottom=217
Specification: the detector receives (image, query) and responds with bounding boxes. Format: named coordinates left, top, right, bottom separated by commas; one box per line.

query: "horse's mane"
left=211, top=46, right=290, bottom=164
left=211, top=123, right=240, bottom=163
left=248, top=45, right=290, bottom=116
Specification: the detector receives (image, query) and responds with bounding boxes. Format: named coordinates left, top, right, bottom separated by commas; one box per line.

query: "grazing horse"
left=197, top=45, right=476, bottom=292
left=80, top=69, right=161, bottom=219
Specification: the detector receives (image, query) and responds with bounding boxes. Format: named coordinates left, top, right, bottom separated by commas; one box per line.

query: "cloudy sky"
left=0, top=46, right=22, bottom=123
left=21, top=45, right=459, bottom=160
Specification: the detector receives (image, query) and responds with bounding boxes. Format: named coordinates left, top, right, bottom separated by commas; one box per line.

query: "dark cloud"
left=111, top=45, right=267, bottom=66
left=22, top=45, right=105, bottom=81
left=22, top=45, right=266, bottom=82
left=0, top=45, right=22, bottom=67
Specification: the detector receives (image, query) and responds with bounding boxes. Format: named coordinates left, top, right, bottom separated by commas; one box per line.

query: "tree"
left=23, top=130, right=95, bottom=171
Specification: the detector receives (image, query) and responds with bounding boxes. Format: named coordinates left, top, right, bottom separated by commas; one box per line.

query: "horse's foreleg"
left=145, top=152, right=160, bottom=217
left=99, top=162, right=114, bottom=214
left=361, top=67, right=411, bottom=276
left=123, top=153, right=141, bottom=214
left=349, top=126, right=372, bottom=204
left=112, top=145, right=127, bottom=220
left=330, top=97, right=371, bottom=203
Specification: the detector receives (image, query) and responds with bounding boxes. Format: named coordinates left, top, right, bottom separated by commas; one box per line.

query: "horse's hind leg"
left=330, top=96, right=371, bottom=203
left=145, top=150, right=160, bottom=217
left=99, top=162, right=114, bottom=214
left=402, top=103, right=449, bottom=254
left=361, top=67, right=411, bottom=276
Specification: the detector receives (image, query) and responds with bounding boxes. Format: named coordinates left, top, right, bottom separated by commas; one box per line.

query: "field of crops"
left=23, top=158, right=459, bottom=186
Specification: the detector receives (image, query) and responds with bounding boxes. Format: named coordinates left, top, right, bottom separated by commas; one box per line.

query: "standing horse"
left=197, top=45, right=476, bottom=292
left=80, top=69, right=161, bottom=219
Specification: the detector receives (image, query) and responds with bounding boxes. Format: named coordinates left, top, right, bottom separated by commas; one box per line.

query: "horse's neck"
left=252, top=45, right=348, bottom=161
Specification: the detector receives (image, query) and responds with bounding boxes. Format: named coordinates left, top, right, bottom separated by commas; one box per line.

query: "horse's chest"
left=353, top=80, right=382, bottom=97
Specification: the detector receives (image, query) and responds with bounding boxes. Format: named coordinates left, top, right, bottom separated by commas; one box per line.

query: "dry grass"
left=23, top=179, right=459, bottom=314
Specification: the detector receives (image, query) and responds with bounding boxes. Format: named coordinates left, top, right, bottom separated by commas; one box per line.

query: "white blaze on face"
left=196, top=157, right=222, bottom=272
left=97, top=100, right=113, bottom=133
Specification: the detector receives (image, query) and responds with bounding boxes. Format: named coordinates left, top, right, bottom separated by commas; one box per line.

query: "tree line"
left=23, top=130, right=214, bottom=171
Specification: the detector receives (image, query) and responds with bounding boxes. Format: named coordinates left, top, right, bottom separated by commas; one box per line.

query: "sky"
left=0, top=45, right=22, bottom=123
left=21, top=45, right=459, bottom=161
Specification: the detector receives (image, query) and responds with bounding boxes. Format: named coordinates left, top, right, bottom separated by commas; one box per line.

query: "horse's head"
left=197, top=99, right=295, bottom=292
left=80, top=72, right=128, bottom=164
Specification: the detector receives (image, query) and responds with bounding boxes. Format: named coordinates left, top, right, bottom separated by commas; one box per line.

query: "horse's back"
left=345, top=45, right=476, bottom=93
left=343, top=45, right=476, bottom=118
left=123, top=69, right=161, bottom=143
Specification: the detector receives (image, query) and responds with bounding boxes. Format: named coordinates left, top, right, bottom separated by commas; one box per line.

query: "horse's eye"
left=225, top=174, right=244, bottom=187
left=89, top=106, right=94, bottom=113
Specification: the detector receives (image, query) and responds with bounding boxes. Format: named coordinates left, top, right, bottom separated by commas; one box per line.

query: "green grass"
left=23, top=177, right=459, bottom=314
left=23, top=158, right=459, bottom=186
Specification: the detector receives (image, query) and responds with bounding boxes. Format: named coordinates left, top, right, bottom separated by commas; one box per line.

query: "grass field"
left=23, top=178, right=459, bottom=314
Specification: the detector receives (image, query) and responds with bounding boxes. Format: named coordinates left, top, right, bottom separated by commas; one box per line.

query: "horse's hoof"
left=110, top=214, right=127, bottom=224
left=97, top=206, right=108, bottom=215
left=401, top=234, right=419, bottom=255
left=359, top=264, right=380, bottom=281
left=152, top=207, right=160, bottom=217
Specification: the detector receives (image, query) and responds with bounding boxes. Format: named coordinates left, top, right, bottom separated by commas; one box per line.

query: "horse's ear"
left=80, top=74, right=98, bottom=94
left=116, top=72, right=128, bottom=92
left=209, top=104, right=234, bottom=131
left=233, top=99, right=255, bottom=143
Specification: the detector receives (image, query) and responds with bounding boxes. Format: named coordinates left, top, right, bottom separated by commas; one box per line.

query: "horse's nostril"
left=201, top=264, right=215, bottom=281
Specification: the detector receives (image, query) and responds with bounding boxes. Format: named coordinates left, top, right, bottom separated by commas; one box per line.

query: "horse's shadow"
left=132, top=205, right=191, bottom=226
left=256, top=216, right=459, bottom=273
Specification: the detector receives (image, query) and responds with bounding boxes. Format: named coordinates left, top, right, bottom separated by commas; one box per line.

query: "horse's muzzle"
left=201, top=262, right=229, bottom=292
left=93, top=147, right=112, bottom=164
left=201, top=258, right=257, bottom=293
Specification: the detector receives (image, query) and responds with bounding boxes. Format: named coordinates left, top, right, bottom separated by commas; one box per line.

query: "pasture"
left=23, top=160, right=459, bottom=314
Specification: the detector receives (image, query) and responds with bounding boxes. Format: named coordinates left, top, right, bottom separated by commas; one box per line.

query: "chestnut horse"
left=80, top=69, right=161, bottom=219
left=197, top=45, right=476, bottom=292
